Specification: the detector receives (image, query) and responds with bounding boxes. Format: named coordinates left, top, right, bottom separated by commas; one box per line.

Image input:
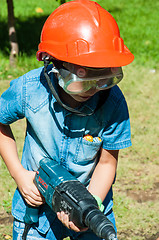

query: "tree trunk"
left=6, top=0, right=19, bottom=67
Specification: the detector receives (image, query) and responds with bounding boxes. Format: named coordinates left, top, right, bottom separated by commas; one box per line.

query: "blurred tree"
left=6, top=0, right=65, bottom=67
left=6, top=0, right=19, bottom=67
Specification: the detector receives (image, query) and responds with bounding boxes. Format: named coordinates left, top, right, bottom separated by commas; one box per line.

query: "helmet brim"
left=37, top=45, right=134, bottom=68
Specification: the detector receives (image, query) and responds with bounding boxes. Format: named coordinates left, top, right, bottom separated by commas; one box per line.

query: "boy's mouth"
left=78, top=95, right=92, bottom=100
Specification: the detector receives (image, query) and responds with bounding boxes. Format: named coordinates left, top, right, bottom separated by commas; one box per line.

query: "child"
left=0, top=0, right=134, bottom=239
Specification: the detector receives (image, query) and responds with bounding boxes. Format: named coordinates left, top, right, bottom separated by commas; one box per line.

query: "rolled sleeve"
left=0, top=76, right=25, bottom=124
left=102, top=97, right=132, bottom=150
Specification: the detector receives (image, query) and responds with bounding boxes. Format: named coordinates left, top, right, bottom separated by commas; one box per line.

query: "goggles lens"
left=53, top=62, right=123, bottom=94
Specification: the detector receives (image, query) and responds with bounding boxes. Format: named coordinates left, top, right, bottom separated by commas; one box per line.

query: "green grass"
left=99, top=0, right=159, bottom=69
left=0, top=0, right=159, bottom=80
left=0, top=0, right=159, bottom=239
left=1, top=65, right=159, bottom=240
left=0, top=0, right=59, bottom=79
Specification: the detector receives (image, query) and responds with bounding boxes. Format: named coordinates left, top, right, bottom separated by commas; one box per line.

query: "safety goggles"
left=52, top=62, right=123, bottom=94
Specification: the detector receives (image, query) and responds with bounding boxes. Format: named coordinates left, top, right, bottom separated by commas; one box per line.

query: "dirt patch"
left=126, top=189, right=158, bottom=203
left=0, top=212, right=13, bottom=225
left=118, top=230, right=159, bottom=240
left=126, top=181, right=159, bottom=203
left=147, top=233, right=159, bottom=240
left=154, top=182, right=159, bottom=189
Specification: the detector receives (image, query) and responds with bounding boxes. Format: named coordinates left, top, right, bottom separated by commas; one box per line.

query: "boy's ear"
left=52, top=60, right=64, bottom=70
left=41, top=52, right=64, bottom=70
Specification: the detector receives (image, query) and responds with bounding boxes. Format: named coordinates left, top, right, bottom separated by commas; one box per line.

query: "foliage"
left=0, top=0, right=159, bottom=80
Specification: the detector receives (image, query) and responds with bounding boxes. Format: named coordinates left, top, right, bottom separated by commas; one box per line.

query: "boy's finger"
left=25, top=195, right=44, bottom=206
left=69, top=221, right=81, bottom=232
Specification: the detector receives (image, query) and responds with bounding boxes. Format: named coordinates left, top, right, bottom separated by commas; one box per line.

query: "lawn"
left=0, top=0, right=159, bottom=239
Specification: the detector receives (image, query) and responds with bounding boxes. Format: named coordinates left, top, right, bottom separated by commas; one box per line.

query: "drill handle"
left=24, top=204, right=39, bottom=225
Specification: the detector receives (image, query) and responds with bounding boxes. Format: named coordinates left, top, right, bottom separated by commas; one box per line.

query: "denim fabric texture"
left=0, top=65, right=131, bottom=238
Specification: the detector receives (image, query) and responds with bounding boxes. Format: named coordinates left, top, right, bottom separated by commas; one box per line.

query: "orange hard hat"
left=37, top=0, right=134, bottom=67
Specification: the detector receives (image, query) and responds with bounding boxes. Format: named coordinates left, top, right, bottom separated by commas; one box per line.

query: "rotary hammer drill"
left=22, top=158, right=117, bottom=240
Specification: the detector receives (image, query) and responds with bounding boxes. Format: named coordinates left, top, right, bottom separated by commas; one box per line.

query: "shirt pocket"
left=73, top=137, right=103, bottom=164
left=26, top=97, right=49, bottom=113
left=25, top=80, right=49, bottom=113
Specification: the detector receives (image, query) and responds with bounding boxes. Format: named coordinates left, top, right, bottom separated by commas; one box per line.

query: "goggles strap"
left=43, top=57, right=110, bottom=116
left=44, top=57, right=93, bottom=116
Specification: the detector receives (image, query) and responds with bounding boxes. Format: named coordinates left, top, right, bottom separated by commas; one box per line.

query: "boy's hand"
left=14, top=168, right=45, bottom=207
left=57, top=211, right=88, bottom=232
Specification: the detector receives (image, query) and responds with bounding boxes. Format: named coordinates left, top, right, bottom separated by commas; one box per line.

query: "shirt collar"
left=79, top=92, right=100, bottom=113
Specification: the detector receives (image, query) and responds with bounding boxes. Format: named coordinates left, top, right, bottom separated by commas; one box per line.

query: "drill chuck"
left=52, top=180, right=117, bottom=240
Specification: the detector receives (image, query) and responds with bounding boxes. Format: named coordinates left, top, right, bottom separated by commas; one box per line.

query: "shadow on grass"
left=0, top=15, right=49, bottom=56
left=0, top=5, right=124, bottom=57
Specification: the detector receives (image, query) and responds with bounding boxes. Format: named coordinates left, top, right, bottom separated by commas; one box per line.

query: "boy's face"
left=68, top=87, right=100, bottom=102
left=52, top=60, right=123, bottom=104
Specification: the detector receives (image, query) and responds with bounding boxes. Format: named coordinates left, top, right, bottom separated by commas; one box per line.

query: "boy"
left=0, top=0, right=134, bottom=239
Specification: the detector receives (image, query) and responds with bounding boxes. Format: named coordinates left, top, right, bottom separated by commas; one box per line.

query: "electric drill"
left=23, top=158, right=117, bottom=240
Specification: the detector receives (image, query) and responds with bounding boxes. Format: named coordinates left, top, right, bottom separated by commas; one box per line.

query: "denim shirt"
left=0, top=65, right=131, bottom=234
